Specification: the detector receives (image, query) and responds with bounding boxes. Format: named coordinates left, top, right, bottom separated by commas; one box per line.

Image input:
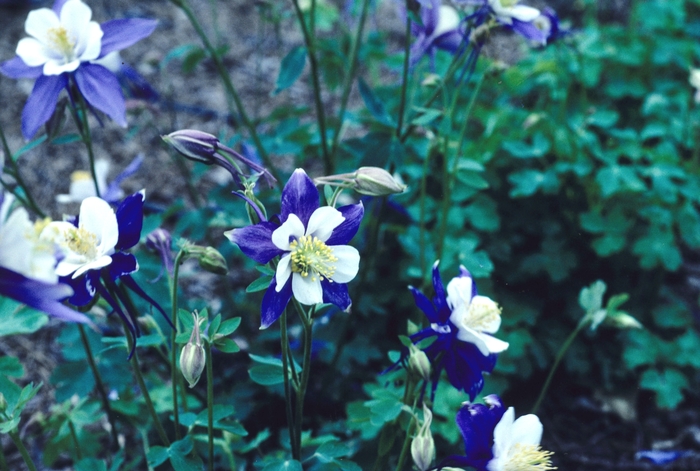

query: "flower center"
left=289, top=235, right=338, bottom=282
left=503, top=444, right=556, bottom=471
left=46, top=26, right=76, bottom=61
left=499, top=0, right=519, bottom=7
left=462, top=297, right=501, bottom=331
left=64, top=226, right=98, bottom=259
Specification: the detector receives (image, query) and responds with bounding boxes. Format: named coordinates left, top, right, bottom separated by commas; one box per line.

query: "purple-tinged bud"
left=198, top=247, right=228, bottom=276
left=162, top=130, right=219, bottom=164
left=354, top=167, right=407, bottom=196
left=180, top=312, right=206, bottom=388
left=146, top=228, right=174, bottom=275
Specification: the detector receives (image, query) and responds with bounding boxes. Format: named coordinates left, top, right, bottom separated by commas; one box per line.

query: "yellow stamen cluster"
left=464, top=297, right=502, bottom=330
left=499, top=0, right=519, bottom=7
left=503, top=444, right=556, bottom=471
left=289, top=235, right=337, bottom=283
left=64, top=226, right=98, bottom=259
left=33, top=218, right=52, bottom=238
left=46, top=26, right=75, bottom=60
left=70, top=170, right=92, bottom=182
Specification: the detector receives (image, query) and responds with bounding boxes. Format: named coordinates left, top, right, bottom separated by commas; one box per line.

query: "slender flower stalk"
left=0, top=441, right=8, bottom=471
left=67, top=420, right=83, bottom=460
left=396, top=0, right=413, bottom=139
left=290, top=0, right=331, bottom=173
left=292, top=300, right=314, bottom=457
left=279, top=309, right=299, bottom=460
left=205, top=339, right=214, bottom=471
left=78, top=324, right=120, bottom=450
left=8, top=431, right=37, bottom=471
left=170, top=249, right=185, bottom=440
left=68, top=77, right=101, bottom=197
left=0, top=125, right=45, bottom=217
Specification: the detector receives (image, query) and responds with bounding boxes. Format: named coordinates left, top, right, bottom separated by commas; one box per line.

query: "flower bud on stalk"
left=180, top=312, right=206, bottom=388
left=353, top=167, right=407, bottom=196
left=198, top=247, right=228, bottom=276
left=408, top=344, right=431, bottom=382
left=411, top=404, right=435, bottom=471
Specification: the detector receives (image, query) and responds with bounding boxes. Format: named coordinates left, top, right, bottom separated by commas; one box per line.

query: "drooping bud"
left=354, top=167, right=407, bottom=196
left=605, top=311, right=643, bottom=330
left=180, top=312, right=206, bottom=388
left=408, top=344, right=431, bottom=382
left=198, top=247, right=228, bottom=276
left=162, top=130, right=219, bottom=164
left=146, top=228, right=174, bottom=275
left=411, top=404, right=435, bottom=471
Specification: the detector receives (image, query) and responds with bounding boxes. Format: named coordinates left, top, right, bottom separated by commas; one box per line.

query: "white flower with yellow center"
left=487, top=407, right=556, bottom=471
left=446, top=271, right=509, bottom=356
left=0, top=195, right=57, bottom=284
left=15, top=0, right=103, bottom=76
left=271, top=206, right=360, bottom=306
left=488, top=0, right=540, bottom=25
left=41, top=196, right=118, bottom=278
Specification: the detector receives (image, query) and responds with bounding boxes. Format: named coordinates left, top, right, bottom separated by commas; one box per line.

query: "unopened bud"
left=180, top=312, right=206, bottom=388
left=198, top=247, right=228, bottom=276
left=605, top=311, right=643, bottom=330
left=354, top=167, right=406, bottom=196
left=0, top=393, right=7, bottom=412
left=411, top=405, right=435, bottom=471
left=408, top=344, right=431, bottom=382
left=162, top=130, right=219, bottom=164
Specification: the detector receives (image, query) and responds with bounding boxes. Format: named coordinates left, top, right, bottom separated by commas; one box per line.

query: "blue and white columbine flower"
left=410, top=0, right=463, bottom=67
left=0, top=0, right=157, bottom=139
left=0, top=193, right=89, bottom=323
left=225, top=168, right=363, bottom=329
left=407, top=262, right=508, bottom=399
left=444, top=395, right=555, bottom=470
left=457, top=0, right=555, bottom=45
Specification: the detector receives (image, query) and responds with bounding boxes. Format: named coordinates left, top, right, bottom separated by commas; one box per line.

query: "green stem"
left=171, top=250, right=186, bottom=440
left=532, top=320, right=587, bottom=414
left=292, top=301, right=314, bottom=458
left=206, top=340, right=214, bottom=471
left=418, top=150, right=430, bottom=276
left=394, top=418, right=416, bottom=471
left=78, top=324, right=120, bottom=450
left=68, top=420, right=83, bottom=461
left=113, top=283, right=171, bottom=447
left=0, top=439, right=8, bottom=471
left=437, top=72, right=485, bottom=261
left=396, top=1, right=412, bottom=139
left=290, top=0, right=331, bottom=173
left=69, top=78, right=101, bottom=198
left=8, top=431, right=37, bottom=471
left=168, top=0, right=281, bottom=188
left=279, top=309, right=298, bottom=460
left=0, top=124, right=45, bottom=217
left=329, top=0, right=371, bottom=160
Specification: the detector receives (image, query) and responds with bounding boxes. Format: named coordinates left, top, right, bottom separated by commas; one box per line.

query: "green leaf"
left=12, top=135, right=47, bottom=161
left=208, top=313, right=222, bottom=338
left=262, top=460, right=303, bottom=471
left=640, top=368, right=687, bottom=409
left=596, top=165, right=645, bottom=197
left=358, top=78, right=394, bottom=126
left=315, top=440, right=353, bottom=461
left=586, top=109, right=619, bottom=128
left=249, top=364, right=284, bottom=386
left=623, top=330, right=660, bottom=368
left=214, top=338, right=240, bottom=353
left=256, top=265, right=275, bottom=276
left=76, top=458, right=107, bottom=471
left=217, top=317, right=241, bottom=336
left=246, top=276, right=272, bottom=293
left=50, top=133, right=82, bottom=145
left=579, top=280, right=606, bottom=312
left=273, top=46, right=307, bottom=95
left=456, top=170, right=489, bottom=189
left=0, top=300, right=48, bottom=337
left=632, top=227, right=681, bottom=270
left=508, top=169, right=558, bottom=198
left=409, top=107, right=442, bottom=127
left=0, top=357, right=23, bottom=378
left=502, top=133, right=550, bottom=159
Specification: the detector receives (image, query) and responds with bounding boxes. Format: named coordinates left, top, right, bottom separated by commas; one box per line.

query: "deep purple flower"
left=0, top=0, right=157, bottom=139
left=410, top=0, right=464, bottom=67
left=442, top=395, right=555, bottom=471
left=225, top=169, right=364, bottom=329
left=407, top=262, right=507, bottom=400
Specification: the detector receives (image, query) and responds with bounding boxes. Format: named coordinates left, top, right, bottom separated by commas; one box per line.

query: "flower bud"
left=162, top=130, right=219, bottom=164
left=0, top=393, right=7, bottom=413
left=353, top=167, right=406, bottom=196
left=198, top=247, right=228, bottom=276
left=408, top=344, right=431, bottom=382
left=180, top=312, right=206, bottom=388
left=605, top=311, right=643, bottom=330
left=411, top=405, right=435, bottom=471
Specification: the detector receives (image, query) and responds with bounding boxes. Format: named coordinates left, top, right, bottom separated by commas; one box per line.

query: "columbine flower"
left=457, top=0, right=553, bottom=45
left=410, top=0, right=464, bottom=67
left=0, top=193, right=89, bottom=323
left=225, top=169, right=363, bottom=329
left=443, top=395, right=556, bottom=471
left=406, top=262, right=508, bottom=399
left=0, top=0, right=157, bottom=139
left=41, top=192, right=169, bottom=355
left=55, top=154, right=143, bottom=204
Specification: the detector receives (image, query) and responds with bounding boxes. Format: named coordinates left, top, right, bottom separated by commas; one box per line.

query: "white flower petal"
left=16, top=38, right=49, bottom=67
left=43, top=59, right=80, bottom=75
left=509, top=414, right=543, bottom=447
left=24, top=8, right=59, bottom=41
left=446, top=276, right=473, bottom=311
left=74, top=21, right=103, bottom=61
left=305, top=206, right=345, bottom=242
left=509, top=5, right=540, bottom=22
left=60, top=0, right=93, bottom=36
left=292, top=272, right=323, bottom=305
left=275, top=253, right=292, bottom=291
left=491, top=407, right=515, bottom=463
left=55, top=260, right=85, bottom=277
left=72, top=255, right=112, bottom=278
left=271, top=214, right=305, bottom=250
left=79, top=197, right=118, bottom=255
left=480, top=333, right=509, bottom=354
left=329, top=245, right=359, bottom=283
left=454, top=327, right=492, bottom=356
left=469, top=295, right=502, bottom=333
left=434, top=5, right=460, bottom=37
left=40, top=221, right=74, bottom=246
